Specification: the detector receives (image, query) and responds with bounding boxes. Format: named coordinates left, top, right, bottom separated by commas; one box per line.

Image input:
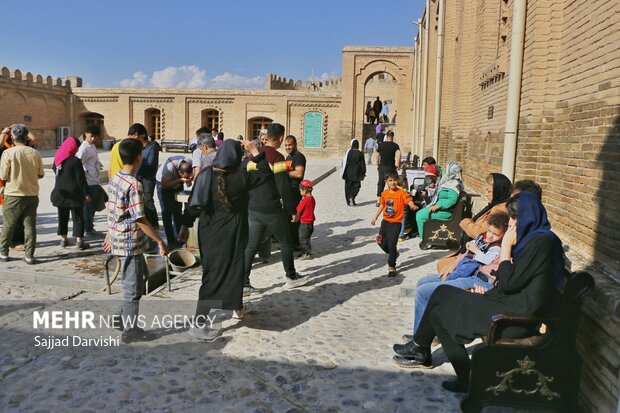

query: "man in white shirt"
left=156, top=156, right=193, bottom=247
left=192, top=133, right=217, bottom=176
left=76, top=125, right=102, bottom=236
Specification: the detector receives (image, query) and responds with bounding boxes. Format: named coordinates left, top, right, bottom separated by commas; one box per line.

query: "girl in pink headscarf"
left=51, top=137, right=91, bottom=249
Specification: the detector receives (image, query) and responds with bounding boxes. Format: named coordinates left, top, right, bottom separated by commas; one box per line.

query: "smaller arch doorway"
left=363, top=72, right=397, bottom=125
left=248, top=117, right=273, bottom=141
left=80, top=112, right=105, bottom=147
left=201, top=109, right=219, bottom=131
left=145, top=108, right=161, bottom=140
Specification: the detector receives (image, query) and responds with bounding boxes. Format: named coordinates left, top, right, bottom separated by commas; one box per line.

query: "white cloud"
left=118, top=66, right=263, bottom=89
left=208, top=72, right=263, bottom=89
left=119, top=71, right=148, bottom=87
left=308, top=71, right=340, bottom=82
left=150, top=66, right=206, bottom=88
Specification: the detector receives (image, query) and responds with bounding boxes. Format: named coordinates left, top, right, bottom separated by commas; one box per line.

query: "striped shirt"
left=107, top=172, right=147, bottom=256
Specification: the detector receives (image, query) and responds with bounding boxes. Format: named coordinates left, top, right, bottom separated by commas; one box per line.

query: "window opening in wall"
left=145, top=108, right=161, bottom=140
left=201, top=109, right=219, bottom=131
left=248, top=117, right=273, bottom=140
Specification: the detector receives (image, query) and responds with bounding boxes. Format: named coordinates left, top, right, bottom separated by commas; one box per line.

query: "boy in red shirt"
left=296, top=179, right=316, bottom=260
left=371, top=171, right=417, bottom=277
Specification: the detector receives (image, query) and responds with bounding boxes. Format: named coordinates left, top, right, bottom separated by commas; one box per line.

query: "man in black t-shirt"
left=285, top=135, right=306, bottom=250
left=376, top=131, right=401, bottom=204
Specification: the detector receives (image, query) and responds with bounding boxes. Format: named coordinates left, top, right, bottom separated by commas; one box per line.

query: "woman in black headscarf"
left=436, top=172, right=512, bottom=273
left=341, top=139, right=366, bottom=206
left=393, top=192, right=565, bottom=392
left=180, top=139, right=271, bottom=341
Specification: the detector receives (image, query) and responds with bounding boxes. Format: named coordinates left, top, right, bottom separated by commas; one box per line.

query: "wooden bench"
left=419, top=191, right=472, bottom=250
left=161, top=139, right=190, bottom=153
left=461, top=271, right=595, bottom=413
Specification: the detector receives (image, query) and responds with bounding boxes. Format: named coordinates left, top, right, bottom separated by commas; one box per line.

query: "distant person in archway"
left=365, top=101, right=373, bottom=124
left=373, top=97, right=383, bottom=126
left=382, top=100, right=390, bottom=123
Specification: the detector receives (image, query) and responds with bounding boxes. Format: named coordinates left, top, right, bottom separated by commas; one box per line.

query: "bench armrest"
left=486, top=314, right=556, bottom=345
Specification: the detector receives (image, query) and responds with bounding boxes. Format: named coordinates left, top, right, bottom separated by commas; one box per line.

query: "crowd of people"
left=338, top=127, right=566, bottom=393
left=1, top=122, right=567, bottom=394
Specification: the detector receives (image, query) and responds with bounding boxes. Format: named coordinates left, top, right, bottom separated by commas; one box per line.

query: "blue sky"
left=2, top=0, right=425, bottom=88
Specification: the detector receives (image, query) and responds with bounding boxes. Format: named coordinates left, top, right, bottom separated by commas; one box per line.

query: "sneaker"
left=398, top=236, right=406, bottom=243
left=77, top=241, right=91, bottom=250
left=60, top=239, right=70, bottom=248
left=388, top=267, right=397, bottom=277
left=232, top=303, right=252, bottom=320
left=0, top=252, right=8, bottom=262
left=23, top=256, right=37, bottom=265
left=298, top=253, right=312, bottom=260
left=187, top=325, right=223, bottom=341
left=286, top=273, right=310, bottom=289
left=84, top=230, right=102, bottom=238
left=121, top=328, right=156, bottom=344
left=402, top=334, right=414, bottom=342
left=243, top=284, right=257, bottom=297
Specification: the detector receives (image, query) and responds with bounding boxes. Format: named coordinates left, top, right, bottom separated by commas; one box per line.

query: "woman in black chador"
left=180, top=139, right=270, bottom=341
left=341, top=139, right=366, bottom=206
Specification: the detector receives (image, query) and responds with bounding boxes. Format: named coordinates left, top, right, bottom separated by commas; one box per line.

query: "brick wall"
left=419, top=0, right=620, bottom=411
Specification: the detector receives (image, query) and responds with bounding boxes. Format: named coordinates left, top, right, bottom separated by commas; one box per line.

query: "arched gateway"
left=339, top=46, right=414, bottom=154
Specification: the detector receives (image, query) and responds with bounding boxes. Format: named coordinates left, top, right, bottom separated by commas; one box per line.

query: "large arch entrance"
left=247, top=117, right=273, bottom=141
left=339, top=47, right=414, bottom=154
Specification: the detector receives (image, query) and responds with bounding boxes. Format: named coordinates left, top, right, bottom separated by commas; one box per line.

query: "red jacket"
left=296, top=195, right=316, bottom=224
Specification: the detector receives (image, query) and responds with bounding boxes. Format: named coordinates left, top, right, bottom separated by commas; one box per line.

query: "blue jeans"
left=157, top=183, right=182, bottom=245
left=83, top=185, right=100, bottom=233
left=412, top=273, right=493, bottom=333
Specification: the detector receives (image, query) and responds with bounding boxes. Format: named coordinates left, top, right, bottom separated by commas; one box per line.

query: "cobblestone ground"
left=0, top=159, right=467, bottom=413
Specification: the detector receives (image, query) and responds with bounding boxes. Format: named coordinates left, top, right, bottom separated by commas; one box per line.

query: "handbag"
left=95, top=185, right=109, bottom=212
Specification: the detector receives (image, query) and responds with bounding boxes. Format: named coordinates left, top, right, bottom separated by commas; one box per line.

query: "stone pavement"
left=0, top=157, right=468, bottom=412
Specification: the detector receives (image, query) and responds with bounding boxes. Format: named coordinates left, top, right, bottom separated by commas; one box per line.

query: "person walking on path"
left=243, top=123, right=309, bottom=294
left=364, top=136, right=377, bottom=165
left=76, top=125, right=103, bottom=236
left=51, top=136, right=91, bottom=250
left=180, top=139, right=271, bottom=341
left=0, top=124, right=45, bottom=264
left=373, top=97, right=383, bottom=125
left=375, top=131, right=401, bottom=206
left=342, top=139, right=366, bottom=206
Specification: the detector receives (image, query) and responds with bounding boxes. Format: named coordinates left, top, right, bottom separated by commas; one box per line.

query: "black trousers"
left=299, top=223, right=314, bottom=254
left=244, top=209, right=297, bottom=283
left=414, top=285, right=471, bottom=384
left=57, top=206, right=85, bottom=238
left=379, top=220, right=401, bottom=267
left=141, top=177, right=159, bottom=228
left=377, top=166, right=396, bottom=197
left=344, top=180, right=361, bottom=201
left=289, top=191, right=302, bottom=248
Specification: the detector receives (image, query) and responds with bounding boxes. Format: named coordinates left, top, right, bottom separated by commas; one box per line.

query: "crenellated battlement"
left=0, top=66, right=82, bottom=89
left=265, top=73, right=341, bottom=92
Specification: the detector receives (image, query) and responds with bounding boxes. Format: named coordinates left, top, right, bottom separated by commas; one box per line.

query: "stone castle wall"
left=416, top=0, right=620, bottom=411
left=0, top=67, right=82, bottom=149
